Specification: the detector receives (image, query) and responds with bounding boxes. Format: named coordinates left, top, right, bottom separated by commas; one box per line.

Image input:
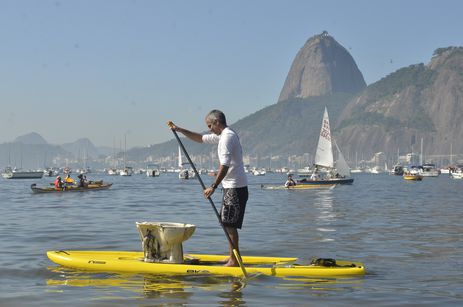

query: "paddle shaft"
left=170, top=129, right=248, bottom=277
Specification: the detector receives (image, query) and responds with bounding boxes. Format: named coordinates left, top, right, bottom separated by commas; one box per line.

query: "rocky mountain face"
left=278, top=31, right=366, bottom=102
left=127, top=33, right=368, bottom=165
left=335, top=47, right=463, bottom=161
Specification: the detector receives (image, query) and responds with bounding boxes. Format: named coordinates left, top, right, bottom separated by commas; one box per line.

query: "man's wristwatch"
left=210, top=183, right=218, bottom=189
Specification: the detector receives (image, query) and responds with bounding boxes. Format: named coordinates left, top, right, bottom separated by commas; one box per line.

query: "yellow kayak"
left=261, top=184, right=336, bottom=190
left=403, top=174, right=423, bottom=181
left=47, top=250, right=365, bottom=278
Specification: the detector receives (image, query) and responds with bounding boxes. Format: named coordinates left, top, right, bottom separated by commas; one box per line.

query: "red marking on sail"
left=320, top=119, right=331, bottom=141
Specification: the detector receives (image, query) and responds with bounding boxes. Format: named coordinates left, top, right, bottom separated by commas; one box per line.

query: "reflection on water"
left=313, top=190, right=336, bottom=242
left=47, top=266, right=247, bottom=305
left=46, top=266, right=365, bottom=305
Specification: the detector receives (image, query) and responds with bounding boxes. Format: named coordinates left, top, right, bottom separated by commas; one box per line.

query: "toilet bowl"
left=136, top=222, right=196, bottom=263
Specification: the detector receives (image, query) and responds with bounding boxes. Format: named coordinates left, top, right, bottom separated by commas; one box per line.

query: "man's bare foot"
left=224, top=260, right=239, bottom=267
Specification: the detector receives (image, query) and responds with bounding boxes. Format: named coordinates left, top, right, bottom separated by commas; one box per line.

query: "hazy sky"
left=1, top=0, right=462, bottom=148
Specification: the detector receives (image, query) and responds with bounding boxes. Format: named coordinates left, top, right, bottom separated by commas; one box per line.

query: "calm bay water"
left=0, top=172, right=462, bottom=306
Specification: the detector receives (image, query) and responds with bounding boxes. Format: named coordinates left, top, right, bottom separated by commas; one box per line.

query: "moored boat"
left=449, top=168, right=463, bottom=179
left=47, top=250, right=365, bottom=278
left=390, top=164, right=404, bottom=176
left=251, top=168, right=266, bottom=176
left=420, top=163, right=439, bottom=177
left=146, top=164, right=160, bottom=177
left=2, top=167, right=44, bottom=179
left=120, top=167, right=133, bottom=176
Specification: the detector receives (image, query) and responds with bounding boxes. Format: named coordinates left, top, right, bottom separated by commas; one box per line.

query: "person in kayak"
left=65, top=174, right=75, bottom=185
left=168, top=110, right=248, bottom=267
left=77, top=174, right=87, bottom=188
left=285, top=174, right=296, bottom=187
left=54, top=176, right=64, bottom=189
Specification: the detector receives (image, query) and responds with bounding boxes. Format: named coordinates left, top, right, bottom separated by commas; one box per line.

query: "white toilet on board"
left=136, top=222, right=196, bottom=263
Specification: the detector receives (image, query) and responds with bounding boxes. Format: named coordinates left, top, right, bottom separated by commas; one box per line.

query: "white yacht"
left=420, top=164, right=439, bottom=177
left=2, top=167, right=44, bottom=179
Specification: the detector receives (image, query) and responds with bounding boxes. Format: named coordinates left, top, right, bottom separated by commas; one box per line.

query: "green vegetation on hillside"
left=235, top=93, right=354, bottom=155
left=338, top=109, right=401, bottom=132
left=432, top=46, right=463, bottom=57
left=365, top=64, right=436, bottom=104
left=339, top=105, right=435, bottom=132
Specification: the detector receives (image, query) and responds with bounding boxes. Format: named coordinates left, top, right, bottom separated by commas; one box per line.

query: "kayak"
left=31, top=182, right=112, bottom=193
left=47, top=250, right=365, bottom=278
left=261, top=184, right=336, bottom=190
left=297, top=178, right=354, bottom=185
left=403, top=174, right=423, bottom=181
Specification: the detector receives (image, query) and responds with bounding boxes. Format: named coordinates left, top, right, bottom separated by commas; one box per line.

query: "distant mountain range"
left=2, top=33, right=462, bottom=169
left=14, top=132, right=48, bottom=145
left=0, top=133, right=113, bottom=169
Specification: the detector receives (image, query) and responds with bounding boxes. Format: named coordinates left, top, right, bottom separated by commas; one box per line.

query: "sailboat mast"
left=124, top=134, right=127, bottom=168
left=178, top=146, right=183, bottom=168
left=420, top=137, right=423, bottom=165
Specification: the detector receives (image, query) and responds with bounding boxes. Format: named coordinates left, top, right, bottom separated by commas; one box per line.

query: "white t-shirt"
left=202, top=127, right=248, bottom=189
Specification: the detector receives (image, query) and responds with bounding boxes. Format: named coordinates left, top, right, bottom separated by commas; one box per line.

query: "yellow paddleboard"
left=47, top=250, right=365, bottom=278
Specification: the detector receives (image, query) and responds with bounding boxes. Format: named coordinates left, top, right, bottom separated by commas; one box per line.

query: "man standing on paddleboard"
left=168, top=110, right=248, bottom=267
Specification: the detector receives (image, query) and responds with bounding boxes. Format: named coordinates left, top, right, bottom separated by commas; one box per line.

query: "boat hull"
left=297, top=178, right=354, bottom=185
left=31, top=183, right=113, bottom=193
left=2, top=171, right=44, bottom=179
left=47, top=250, right=365, bottom=278
left=450, top=172, right=463, bottom=179
left=262, top=184, right=336, bottom=190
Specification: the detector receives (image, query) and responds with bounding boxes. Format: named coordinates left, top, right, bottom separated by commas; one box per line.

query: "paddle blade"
left=232, top=249, right=248, bottom=279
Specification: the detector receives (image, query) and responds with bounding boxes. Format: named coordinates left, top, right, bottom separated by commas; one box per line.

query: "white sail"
left=314, top=107, right=334, bottom=168
left=334, top=139, right=351, bottom=177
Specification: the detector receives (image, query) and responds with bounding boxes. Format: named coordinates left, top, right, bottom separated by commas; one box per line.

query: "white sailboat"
left=297, top=107, right=353, bottom=186
left=178, top=146, right=195, bottom=179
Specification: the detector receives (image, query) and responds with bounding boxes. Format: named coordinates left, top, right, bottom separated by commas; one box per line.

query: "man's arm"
left=167, top=121, right=203, bottom=143
left=204, top=164, right=229, bottom=198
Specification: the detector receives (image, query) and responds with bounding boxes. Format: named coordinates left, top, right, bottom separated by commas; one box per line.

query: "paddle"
left=169, top=127, right=248, bottom=279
